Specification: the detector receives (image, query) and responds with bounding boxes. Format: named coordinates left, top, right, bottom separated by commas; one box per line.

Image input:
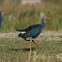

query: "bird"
left=17, top=16, right=50, bottom=52
left=0, top=10, right=8, bottom=28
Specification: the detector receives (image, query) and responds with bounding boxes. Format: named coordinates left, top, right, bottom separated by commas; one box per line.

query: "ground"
left=0, top=31, right=62, bottom=62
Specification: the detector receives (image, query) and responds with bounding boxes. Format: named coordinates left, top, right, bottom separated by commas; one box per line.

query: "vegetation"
left=0, top=36, right=62, bottom=62
left=0, top=31, right=62, bottom=62
left=0, top=1, right=62, bottom=62
left=0, top=1, right=62, bottom=32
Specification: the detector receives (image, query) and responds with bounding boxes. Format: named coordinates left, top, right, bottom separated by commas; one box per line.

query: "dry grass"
left=27, top=51, right=62, bottom=62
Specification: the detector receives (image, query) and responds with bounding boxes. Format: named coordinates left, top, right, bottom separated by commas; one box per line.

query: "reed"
left=0, top=1, right=62, bottom=32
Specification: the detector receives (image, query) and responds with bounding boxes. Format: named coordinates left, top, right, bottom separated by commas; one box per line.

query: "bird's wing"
left=17, top=25, right=37, bottom=33
left=17, top=24, right=41, bottom=35
left=23, top=25, right=41, bottom=38
left=24, top=24, right=40, bottom=31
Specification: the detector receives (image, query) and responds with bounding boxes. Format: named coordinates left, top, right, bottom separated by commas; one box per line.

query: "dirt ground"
left=0, top=31, right=62, bottom=41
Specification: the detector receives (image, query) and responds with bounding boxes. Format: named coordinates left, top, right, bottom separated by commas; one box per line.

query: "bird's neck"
left=2, top=14, right=4, bottom=16
left=42, top=18, right=46, bottom=28
left=0, top=12, right=5, bottom=16
left=0, top=13, right=2, bottom=16
left=0, top=13, right=4, bottom=19
left=0, top=13, right=4, bottom=26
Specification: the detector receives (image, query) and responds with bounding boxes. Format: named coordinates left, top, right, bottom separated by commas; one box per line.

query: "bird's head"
left=1, top=10, right=8, bottom=15
left=42, top=16, right=50, bottom=24
left=44, top=16, right=50, bottom=20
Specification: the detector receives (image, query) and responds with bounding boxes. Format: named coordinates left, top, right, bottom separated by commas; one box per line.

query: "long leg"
left=30, top=39, right=32, bottom=53
left=25, top=39, right=32, bottom=52
left=32, top=40, right=39, bottom=48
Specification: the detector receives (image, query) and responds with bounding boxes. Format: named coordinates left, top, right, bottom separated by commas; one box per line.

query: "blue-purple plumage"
left=17, top=16, right=50, bottom=52
left=17, top=23, right=46, bottom=39
left=0, top=10, right=7, bottom=28
left=17, top=16, right=50, bottom=39
left=0, top=12, right=4, bottom=28
left=0, top=13, right=2, bottom=28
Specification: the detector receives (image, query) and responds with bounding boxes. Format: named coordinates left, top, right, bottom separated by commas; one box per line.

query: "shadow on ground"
left=11, top=47, right=36, bottom=51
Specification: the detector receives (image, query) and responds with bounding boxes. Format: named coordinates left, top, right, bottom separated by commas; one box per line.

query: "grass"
left=0, top=1, right=62, bottom=32
left=0, top=37, right=62, bottom=62
left=0, top=1, right=62, bottom=62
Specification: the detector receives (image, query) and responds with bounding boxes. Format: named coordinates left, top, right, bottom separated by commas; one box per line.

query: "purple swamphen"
left=0, top=10, right=8, bottom=28
left=17, top=16, right=50, bottom=52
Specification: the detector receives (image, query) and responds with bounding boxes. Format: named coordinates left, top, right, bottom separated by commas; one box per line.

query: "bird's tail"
left=17, top=30, right=26, bottom=34
left=18, top=33, right=23, bottom=37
